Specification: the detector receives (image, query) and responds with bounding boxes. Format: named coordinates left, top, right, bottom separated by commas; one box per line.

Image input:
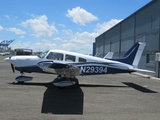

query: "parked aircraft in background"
left=0, top=52, right=11, bottom=56
left=0, top=52, right=5, bottom=56
left=4, top=42, right=154, bottom=87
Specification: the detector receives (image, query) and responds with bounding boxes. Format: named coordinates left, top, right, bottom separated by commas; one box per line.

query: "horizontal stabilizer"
left=103, top=52, right=114, bottom=59
left=129, top=68, right=155, bottom=73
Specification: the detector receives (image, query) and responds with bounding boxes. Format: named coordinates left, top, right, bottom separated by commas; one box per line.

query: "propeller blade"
left=11, top=63, right=15, bottom=73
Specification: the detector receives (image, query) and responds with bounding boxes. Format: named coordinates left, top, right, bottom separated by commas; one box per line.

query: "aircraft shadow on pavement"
left=10, top=81, right=157, bottom=115
left=10, top=81, right=128, bottom=115
left=123, top=82, right=158, bottom=93
left=41, top=83, right=84, bottom=114
left=11, top=82, right=84, bottom=115
left=79, top=84, right=128, bottom=88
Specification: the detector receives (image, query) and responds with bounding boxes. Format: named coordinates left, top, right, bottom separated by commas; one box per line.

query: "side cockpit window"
left=79, top=57, right=86, bottom=62
left=65, top=54, right=76, bottom=62
left=46, top=52, right=63, bottom=61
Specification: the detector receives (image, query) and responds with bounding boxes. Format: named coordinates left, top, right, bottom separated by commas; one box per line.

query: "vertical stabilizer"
left=131, top=42, right=146, bottom=66
left=109, top=42, right=146, bottom=67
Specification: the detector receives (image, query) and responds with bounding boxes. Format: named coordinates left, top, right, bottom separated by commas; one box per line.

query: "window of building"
left=46, top=52, right=63, bottom=61
left=146, top=54, right=155, bottom=64
left=65, top=54, right=76, bottom=62
left=79, top=57, right=86, bottom=62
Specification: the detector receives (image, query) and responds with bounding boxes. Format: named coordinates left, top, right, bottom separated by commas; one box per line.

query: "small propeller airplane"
left=4, top=42, right=154, bottom=87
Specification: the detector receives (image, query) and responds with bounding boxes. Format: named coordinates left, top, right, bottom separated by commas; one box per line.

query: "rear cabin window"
left=65, top=54, right=76, bottom=62
left=79, top=57, right=86, bottom=62
left=46, top=52, right=63, bottom=61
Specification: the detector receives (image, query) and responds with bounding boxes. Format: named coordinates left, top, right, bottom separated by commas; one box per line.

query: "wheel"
left=58, top=86, right=66, bottom=89
left=17, top=81, right=24, bottom=84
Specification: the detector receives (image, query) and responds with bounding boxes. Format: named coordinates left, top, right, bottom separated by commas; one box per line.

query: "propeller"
left=11, top=63, right=15, bottom=73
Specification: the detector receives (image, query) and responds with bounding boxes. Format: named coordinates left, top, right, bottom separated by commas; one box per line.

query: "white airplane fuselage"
left=4, top=42, right=155, bottom=87
left=4, top=49, right=133, bottom=76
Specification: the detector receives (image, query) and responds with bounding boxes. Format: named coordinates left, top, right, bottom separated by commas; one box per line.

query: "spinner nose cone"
left=4, top=56, right=16, bottom=64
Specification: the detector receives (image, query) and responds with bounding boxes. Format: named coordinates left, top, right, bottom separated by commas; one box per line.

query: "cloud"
left=62, top=29, right=73, bottom=35
left=53, top=37, right=62, bottom=41
left=11, top=31, right=97, bottom=54
left=0, top=26, right=3, bottom=31
left=21, top=15, right=58, bottom=37
left=60, top=19, right=122, bottom=53
left=66, top=6, right=98, bottom=26
left=11, top=18, right=122, bottom=54
left=94, top=19, right=123, bottom=34
left=11, top=39, right=57, bottom=52
left=20, top=35, right=25, bottom=38
left=4, top=15, right=10, bottom=19
left=8, top=27, right=26, bottom=34
left=61, top=31, right=98, bottom=53
left=58, top=24, right=66, bottom=28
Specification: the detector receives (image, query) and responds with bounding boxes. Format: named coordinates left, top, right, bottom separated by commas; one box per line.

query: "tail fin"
left=110, top=42, right=146, bottom=66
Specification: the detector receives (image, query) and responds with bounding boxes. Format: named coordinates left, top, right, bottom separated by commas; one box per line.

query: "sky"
left=0, top=0, right=152, bottom=54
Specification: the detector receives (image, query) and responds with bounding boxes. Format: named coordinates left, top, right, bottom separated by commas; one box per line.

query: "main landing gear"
left=52, top=74, right=78, bottom=88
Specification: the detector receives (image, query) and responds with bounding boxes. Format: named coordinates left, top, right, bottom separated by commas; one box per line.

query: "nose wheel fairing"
left=15, top=76, right=33, bottom=83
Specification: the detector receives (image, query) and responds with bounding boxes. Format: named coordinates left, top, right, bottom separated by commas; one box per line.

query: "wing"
left=37, top=61, right=81, bottom=76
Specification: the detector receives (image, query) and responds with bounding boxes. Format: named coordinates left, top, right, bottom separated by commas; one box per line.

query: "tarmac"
left=1, top=56, right=160, bottom=120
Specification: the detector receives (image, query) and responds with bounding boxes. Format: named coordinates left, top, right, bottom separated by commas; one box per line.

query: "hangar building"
left=95, top=0, right=160, bottom=77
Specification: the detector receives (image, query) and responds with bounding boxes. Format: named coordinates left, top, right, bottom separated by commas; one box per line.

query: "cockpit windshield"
left=37, top=50, right=49, bottom=58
